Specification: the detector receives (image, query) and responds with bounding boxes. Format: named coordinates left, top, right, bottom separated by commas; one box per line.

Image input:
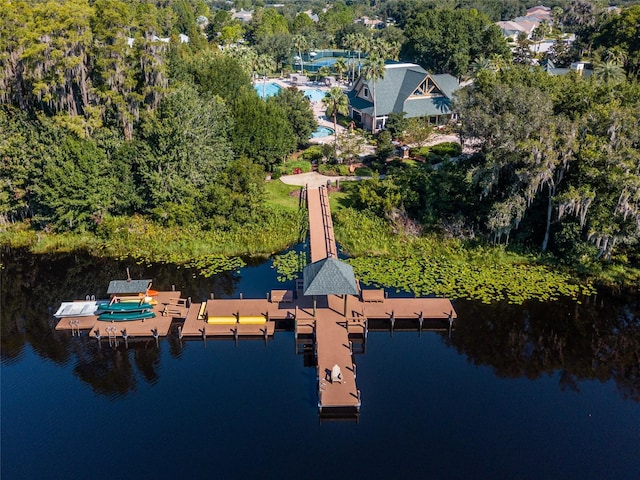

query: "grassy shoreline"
left=1, top=182, right=637, bottom=303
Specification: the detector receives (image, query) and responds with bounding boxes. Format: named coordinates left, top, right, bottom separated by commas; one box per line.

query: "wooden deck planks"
left=315, top=306, right=360, bottom=409
left=307, top=187, right=337, bottom=263
left=360, top=296, right=456, bottom=320
left=56, top=291, right=187, bottom=338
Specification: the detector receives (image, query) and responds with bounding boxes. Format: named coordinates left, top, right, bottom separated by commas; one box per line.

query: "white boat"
left=53, top=300, right=108, bottom=318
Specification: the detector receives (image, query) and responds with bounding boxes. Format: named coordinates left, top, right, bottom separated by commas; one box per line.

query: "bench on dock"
left=197, top=302, right=207, bottom=320
left=361, top=289, right=385, bottom=302
left=270, top=290, right=293, bottom=303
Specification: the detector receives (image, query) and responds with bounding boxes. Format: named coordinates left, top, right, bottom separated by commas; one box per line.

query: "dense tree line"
left=349, top=66, right=639, bottom=273
left=0, top=0, right=316, bottom=232
left=2, top=0, right=640, bottom=281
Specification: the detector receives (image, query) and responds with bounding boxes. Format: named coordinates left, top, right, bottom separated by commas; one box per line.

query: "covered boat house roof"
left=107, top=279, right=152, bottom=295
left=302, top=258, right=358, bottom=296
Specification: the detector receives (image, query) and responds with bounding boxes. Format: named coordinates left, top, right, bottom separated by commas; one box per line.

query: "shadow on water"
left=0, top=247, right=241, bottom=391
left=448, top=294, right=640, bottom=402
left=1, top=247, right=638, bottom=402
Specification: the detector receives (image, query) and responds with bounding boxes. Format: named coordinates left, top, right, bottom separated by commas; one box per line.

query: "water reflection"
left=1, top=248, right=240, bottom=373
left=2, top=248, right=638, bottom=403
left=449, top=295, right=640, bottom=402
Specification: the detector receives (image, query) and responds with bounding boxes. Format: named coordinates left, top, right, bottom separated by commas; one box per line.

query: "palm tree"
left=605, top=47, right=627, bottom=67
left=317, top=65, right=331, bottom=83
left=322, top=86, right=349, bottom=148
left=594, top=60, right=625, bottom=84
left=224, top=45, right=258, bottom=78
left=342, top=33, right=357, bottom=82
left=292, top=34, right=307, bottom=74
left=333, top=57, right=347, bottom=83
left=531, top=21, right=548, bottom=54
left=353, top=32, right=369, bottom=78
left=343, top=32, right=369, bottom=81
left=370, top=38, right=399, bottom=61
left=363, top=53, right=385, bottom=133
left=470, top=56, right=494, bottom=77
left=255, top=54, right=276, bottom=98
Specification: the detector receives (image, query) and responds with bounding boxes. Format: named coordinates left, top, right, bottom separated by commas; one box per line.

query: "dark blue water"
left=2, top=250, right=639, bottom=479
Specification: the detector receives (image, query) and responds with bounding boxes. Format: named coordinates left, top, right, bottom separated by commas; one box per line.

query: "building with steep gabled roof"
left=347, top=62, right=460, bottom=132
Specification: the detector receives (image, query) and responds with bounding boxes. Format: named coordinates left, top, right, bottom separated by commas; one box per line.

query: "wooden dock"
left=307, top=186, right=337, bottom=262
left=55, top=291, right=188, bottom=338
left=54, top=183, right=458, bottom=417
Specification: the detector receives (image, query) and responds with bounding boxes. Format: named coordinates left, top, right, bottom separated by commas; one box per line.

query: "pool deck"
left=254, top=78, right=346, bottom=143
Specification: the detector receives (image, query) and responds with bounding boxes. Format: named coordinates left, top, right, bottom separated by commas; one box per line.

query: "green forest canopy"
left=0, top=0, right=638, bottom=285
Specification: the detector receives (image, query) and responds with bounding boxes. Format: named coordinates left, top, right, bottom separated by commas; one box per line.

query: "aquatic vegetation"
left=335, top=208, right=596, bottom=304
left=186, top=255, right=245, bottom=278
left=348, top=255, right=595, bottom=304
left=272, top=250, right=307, bottom=282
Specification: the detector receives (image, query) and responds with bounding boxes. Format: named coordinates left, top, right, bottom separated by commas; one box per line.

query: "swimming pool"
left=310, top=126, right=335, bottom=138
left=254, top=82, right=281, bottom=99
left=302, top=88, right=327, bottom=103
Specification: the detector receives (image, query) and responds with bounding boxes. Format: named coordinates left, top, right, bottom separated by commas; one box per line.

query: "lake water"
left=1, top=249, right=639, bottom=479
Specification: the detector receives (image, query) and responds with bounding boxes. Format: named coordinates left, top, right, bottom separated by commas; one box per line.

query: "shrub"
left=317, top=163, right=351, bottom=176
left=430, top=142, right=462, bottom=157
left=354, top=166, right=373, bottom=176
left=272, top=159, right=312, bottom=178
left=299, top=145, right=325, bottom=162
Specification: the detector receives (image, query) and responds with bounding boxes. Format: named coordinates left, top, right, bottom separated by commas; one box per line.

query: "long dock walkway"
left=307, top=186, right=337, bottom=262
left=306, top=185, right=360, bottom=410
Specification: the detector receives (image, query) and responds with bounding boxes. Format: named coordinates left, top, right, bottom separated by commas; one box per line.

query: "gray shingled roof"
left=302, top=258, right=358, bottom=296
left=107, top=279, right=152, bottom=295
left=348, top=63, right=459, bottom=118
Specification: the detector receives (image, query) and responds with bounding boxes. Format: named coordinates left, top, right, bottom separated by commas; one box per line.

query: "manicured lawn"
left=264, top=180, right=301, bottom=211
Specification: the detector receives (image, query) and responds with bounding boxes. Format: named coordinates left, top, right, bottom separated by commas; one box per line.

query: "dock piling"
left=418, top=311, right=423, bottom=335
left=122, top=329, right=128, bottom=349
left=107, top=326, right=117, bottom=347
left=390, top=310, right=395, bottom=335
left=70, top=319, right=80, bottom=336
